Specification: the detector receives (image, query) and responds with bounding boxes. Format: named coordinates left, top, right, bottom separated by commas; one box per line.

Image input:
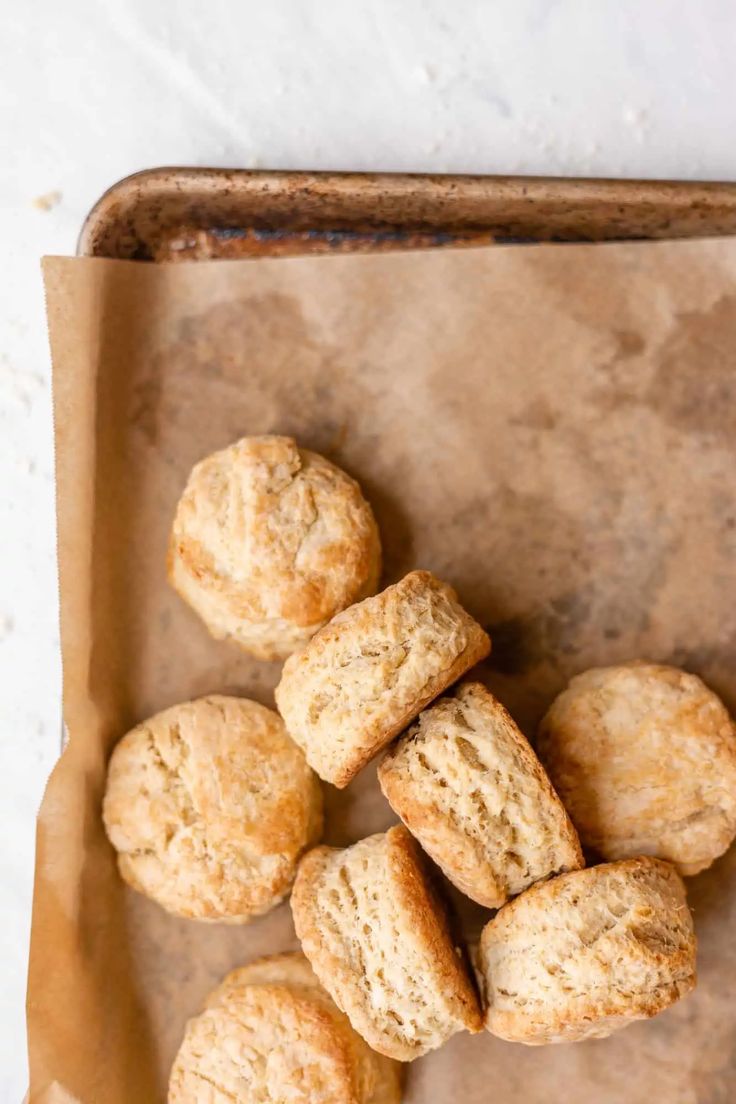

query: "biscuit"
left=537, top=662, right=736, bottom=875
left=378, top=682, right=583, bottom=907
left=479, top=857, right=696, bottom=1044
left=291, top=825, right=482, bottom=1061
left=276, top=571, right=491, bottom=787
left=168, top=435, right=381, bottom=660
left=169, top=952, right=402, bottom=1103
left=206, top=950, right=320, bottom=999
left=102, top=696, right=322, bottom=920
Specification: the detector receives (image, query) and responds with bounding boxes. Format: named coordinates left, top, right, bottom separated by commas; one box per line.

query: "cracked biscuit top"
left=102, top=695, right=323, bottom=920
left=479, top=857, right=696, bottom=1044
left=537, top=662, right=736, bottom=875
left=168, top=435, right=381, bottom=660
left=378, top=681, right=583, bottom=908
left=276, top=571, right=491, bottom=787
left=169, top=952, right=402, bottom=1103
left=291, top=826, right=482, bottom=1061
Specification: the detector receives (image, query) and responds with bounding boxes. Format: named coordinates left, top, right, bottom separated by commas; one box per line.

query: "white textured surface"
left=3, top=1, right=736, bottom=1098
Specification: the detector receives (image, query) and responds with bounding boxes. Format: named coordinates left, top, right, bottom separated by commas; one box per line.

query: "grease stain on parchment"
left=593, top=294, right=736, bottom=439
left=130, top=292, right=351, bottom=454
left=649, top=293, right=736, bottom=442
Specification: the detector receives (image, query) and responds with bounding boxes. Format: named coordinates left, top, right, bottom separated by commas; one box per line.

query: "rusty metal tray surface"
left=79, top=168, right=736, bottom=261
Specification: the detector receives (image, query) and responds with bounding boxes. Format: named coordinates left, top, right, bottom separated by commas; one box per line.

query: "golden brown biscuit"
left=206, top=951, right=320, bottom=999
left=537, top=662, right=736, bottom=875
left=168, top=435, right=381, bottom=660
left=169, top=952, right=402, bottom=1103
left=102, top=696, right=322, bottom=920
left=479, top=857, right=696, bottom=1044
left=378, top=682, right=583, bottom=907
left=276, top=571, right=491, bottom=787
left=291, top=825, right=482, bottom=1061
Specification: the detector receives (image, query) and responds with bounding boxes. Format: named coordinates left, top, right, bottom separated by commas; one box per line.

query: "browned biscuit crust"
left=479, top=857, right=696, bottom=1044
left=276, top=571, right=490, bottom=786
left=379, top=682, right=583, bottom=907
left=291, top=825, right=481, bottom=1061
left=103, top=696, right=323, bottom=920
left=538, top=662, right=736, bottom=875
left=169, top=952, right=402, bottom=1103
left=168, top=435, right=381, bottom=660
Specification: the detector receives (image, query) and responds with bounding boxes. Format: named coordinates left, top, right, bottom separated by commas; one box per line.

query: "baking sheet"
left=33, top=239, right=736, bottom=1103
left=77, top=168, right=736, bottom=260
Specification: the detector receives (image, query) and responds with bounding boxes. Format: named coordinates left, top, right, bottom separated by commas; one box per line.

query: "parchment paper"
left=32, top=239, right=736, bottom=1104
